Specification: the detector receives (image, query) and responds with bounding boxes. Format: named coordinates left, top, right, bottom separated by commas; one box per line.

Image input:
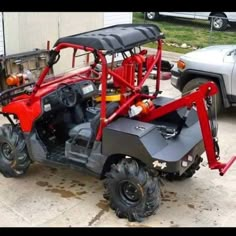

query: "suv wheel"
left=145, top=12, right=159, bottom=21
left=0, top=124, right=31, bottom=177
left=104, top=159, right=161, bottom=222
left=182, top=78, right=222, bottom=115
left=210, top=13, right=228, bottom=31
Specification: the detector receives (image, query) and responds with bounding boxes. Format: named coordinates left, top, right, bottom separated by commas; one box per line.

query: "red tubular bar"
left=28, top=43, right=96, bottom=103
left=219, top=156, right=236, bottom=176
left=138, top=41, right=162, bottom=90
left=28, top=66, right=51, bottom=105
left=141, top=82, right=218, bottom=122
left=108, top=69, right=136, bottom=91
left=96, top=51, right=108, bottom=141
left=156, top=40, right=162, bottom=92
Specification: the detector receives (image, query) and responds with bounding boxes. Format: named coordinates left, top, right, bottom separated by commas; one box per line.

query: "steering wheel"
left=56, top=83, right=77, bottom=107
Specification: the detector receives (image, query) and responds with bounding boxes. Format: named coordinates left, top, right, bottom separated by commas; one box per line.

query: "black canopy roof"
left=54, top=24, right=164, bottom=54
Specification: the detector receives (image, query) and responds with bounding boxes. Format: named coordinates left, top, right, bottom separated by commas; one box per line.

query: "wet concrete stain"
left=88, top=200, right=110, bottom=226
left=162, top=198, right=171, bottom=202
left=36, top=181, right=49, bottom=187
left=29, top=164, right=46, bottom=175
left=88, top=209, right=106, bottom=226
left=76, top=191, right=87, bottom=196
left=187, top=204, right=195, bottom=209
left=168, top=191, right=177, bottom=196
left=161, top=190, right=178, bottom=203
left=126, top=223, right=151, bottom=227
left=71, top=180, right=85, bottom=187
left=49, top=167, right=58, bottom=174
left=36, top=177, right=87, bottom=199
left=96, top=200, right=109, bottom=212
left=170, top=224, right=180, bottom=227
left=45, top=188, right=76, bottom=198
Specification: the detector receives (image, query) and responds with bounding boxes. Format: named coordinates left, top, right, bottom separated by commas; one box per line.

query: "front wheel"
left=104, top=159, right=161, bottom=222
left=182, top=78, right=222, bottom=115
left=0, top=124, right=31, bottom=177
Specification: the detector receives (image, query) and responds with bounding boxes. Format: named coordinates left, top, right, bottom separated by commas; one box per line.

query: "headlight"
left=177, top=60, right=186, bottom=70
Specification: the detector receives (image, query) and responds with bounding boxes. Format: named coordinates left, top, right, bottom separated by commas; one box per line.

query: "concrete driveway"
left=0, top=51, right=235, bottom=227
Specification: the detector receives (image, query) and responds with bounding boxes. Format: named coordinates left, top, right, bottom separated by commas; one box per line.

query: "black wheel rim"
left=119, top=180, right=142, bottom=205
left=1, top=142, right=13, bottom=161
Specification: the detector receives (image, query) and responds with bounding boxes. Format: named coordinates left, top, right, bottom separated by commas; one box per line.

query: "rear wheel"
left=145, top=12, right=159, bottom=21
left=0, top=124, right=31, bottom=177
left=104, top=159, right=160, bottom=222
left=182, top=78, right=222, bottom=115
left=210, top=13, right=228, bottom=31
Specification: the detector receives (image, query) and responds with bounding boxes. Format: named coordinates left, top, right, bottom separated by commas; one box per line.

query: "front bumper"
left=170, top=66, right=181, bottom=90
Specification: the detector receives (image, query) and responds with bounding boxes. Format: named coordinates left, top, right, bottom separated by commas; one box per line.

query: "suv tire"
left=182, top=78, right=222, bottom=115
left=211, top=13, right=228, bottom=31
left=145, top=12, right=159, bottom=21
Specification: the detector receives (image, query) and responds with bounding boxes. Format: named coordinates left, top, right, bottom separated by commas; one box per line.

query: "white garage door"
left=104, top=12, right=133, bottom=27
left=0, top=13, right=4, bottom=55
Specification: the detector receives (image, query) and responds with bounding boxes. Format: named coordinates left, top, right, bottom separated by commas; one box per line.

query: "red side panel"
left=2, top=99, right=41, bottom=132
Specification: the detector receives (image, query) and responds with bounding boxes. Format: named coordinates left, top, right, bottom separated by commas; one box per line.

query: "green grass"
left=133, top=12, right=236, bottom=53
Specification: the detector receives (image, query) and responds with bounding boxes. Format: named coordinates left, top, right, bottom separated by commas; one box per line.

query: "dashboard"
left=41, top=80, right=98, bottom=113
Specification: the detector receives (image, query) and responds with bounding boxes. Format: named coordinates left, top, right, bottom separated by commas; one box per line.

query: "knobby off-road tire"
left=0, top=124, right=31, bottom=177
left=104, top=159, right=161, bottom=222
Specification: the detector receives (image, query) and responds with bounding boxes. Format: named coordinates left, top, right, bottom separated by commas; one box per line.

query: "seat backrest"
left=90, top=102, right=119, bottom=136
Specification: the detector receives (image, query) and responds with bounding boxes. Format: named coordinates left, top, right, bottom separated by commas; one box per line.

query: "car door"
left=194, top=12, right=210, bottom=20
left=159, top=12, right=195, bottom=19
left=231, top=54, right=236, bottom=102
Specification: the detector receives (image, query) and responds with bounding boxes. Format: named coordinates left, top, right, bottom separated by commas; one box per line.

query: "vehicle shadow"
left=218, top=107, right=236, bottom=121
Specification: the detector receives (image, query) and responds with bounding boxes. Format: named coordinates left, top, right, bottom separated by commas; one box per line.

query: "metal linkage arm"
left=141, top=81, right=236, bottom=176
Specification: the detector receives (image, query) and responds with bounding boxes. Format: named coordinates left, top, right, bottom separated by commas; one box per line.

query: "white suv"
left=171, top=44, right=236, bottom=114
left=144, top=12, right=236, bottom=31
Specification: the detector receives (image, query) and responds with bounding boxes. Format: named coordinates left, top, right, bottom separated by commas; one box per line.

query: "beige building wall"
left=4, top=12, right=104, bottom=54
left=3, top=12, right=104, bottom=74
left=3, top=12, right=133, bottom=75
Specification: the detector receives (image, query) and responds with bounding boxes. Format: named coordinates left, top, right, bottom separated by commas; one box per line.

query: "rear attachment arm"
left=141, top=81, right=236, bottom=176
